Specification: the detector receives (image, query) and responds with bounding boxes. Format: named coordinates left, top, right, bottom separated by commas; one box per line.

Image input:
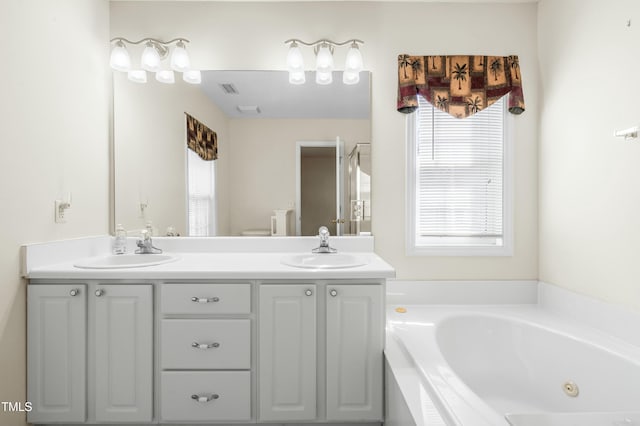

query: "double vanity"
left=23, top=235, right=394, bottom=425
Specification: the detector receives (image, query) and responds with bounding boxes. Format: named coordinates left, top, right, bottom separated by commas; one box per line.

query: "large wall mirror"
left=113, top=70, right=371, bottom=237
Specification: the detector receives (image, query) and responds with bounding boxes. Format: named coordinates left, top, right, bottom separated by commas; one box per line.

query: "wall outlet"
left=55, top=200, right=69, bottom=223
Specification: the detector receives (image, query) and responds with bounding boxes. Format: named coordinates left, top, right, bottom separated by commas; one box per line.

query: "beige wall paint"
left=538, top=0, right=640, bottom=311
left=0, top=1, right=110, bottom=424
left=113, top=72, right=231, bottom=236
left=227, top=118, right=369, bottom=235
left=111, top=1, right=539, bottom=279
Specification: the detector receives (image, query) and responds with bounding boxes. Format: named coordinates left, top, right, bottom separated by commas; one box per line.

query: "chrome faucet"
left=135, top=230, right=163, bottom=254
left=312, top=226, right=337, bottom=253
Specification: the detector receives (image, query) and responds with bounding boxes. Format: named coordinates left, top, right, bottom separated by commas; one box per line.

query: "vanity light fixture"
left=110, top=37, right=201, bottom=85
left=285, top=38, right=364, bottom=85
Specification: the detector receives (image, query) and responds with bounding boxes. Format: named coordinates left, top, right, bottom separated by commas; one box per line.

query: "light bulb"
left=316, top=70, right=333, bottom=85
left=171, top=41, right=191, bottom=72
left=156, top=70, right=175, bottom=84
left=344, top=43, right=363, bottom=73
left=289, top=71, right=306, bottom=85
left=127, top=69, right=147, bottom=83
left=342, top=71, right=360, bottom=85
left=109, top=41, right=130, bottom=72
left=141, top=42, right=161, bottom=72
left=315, top=43, right=334, bottom=74
left=286, top=42, right=304, bottom=72
left=183, top=69, right=201, bottom=84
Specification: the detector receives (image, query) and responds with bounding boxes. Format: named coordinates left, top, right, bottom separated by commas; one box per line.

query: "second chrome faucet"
left=312, top=226, right=337, bottom=253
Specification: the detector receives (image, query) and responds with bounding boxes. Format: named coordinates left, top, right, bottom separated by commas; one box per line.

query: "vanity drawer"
left=161, top=319, right=250, bottom=369
left=161, top=371, right=251, bottom=422
left=161, top=283, right=250, bottom=314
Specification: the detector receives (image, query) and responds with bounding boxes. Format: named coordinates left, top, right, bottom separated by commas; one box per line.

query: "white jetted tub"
left=386, top=305, right=640, bottom=426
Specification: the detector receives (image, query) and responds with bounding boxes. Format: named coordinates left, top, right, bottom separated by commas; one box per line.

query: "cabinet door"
left=326, top=284, right=383, bottom=421
left=94, top=285, right=153, bottom=422
left=259, top=284, right=317, bottom=421
left=27, top=284, right=86, bottom=424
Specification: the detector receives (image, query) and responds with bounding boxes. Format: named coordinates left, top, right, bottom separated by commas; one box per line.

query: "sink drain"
left=562, top=381, right=579, bottom=397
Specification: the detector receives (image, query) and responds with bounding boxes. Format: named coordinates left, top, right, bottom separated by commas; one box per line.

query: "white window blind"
left=409, top=95, right=509, bottom=254
left=187, top=149, right=216, bottom=237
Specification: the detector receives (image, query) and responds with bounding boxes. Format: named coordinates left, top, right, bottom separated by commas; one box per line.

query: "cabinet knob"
left=329, top=289, right=338, bottom=297
left=305, top=289, right=313, bottom=296
left=95, top=289, right=104, bottom=297
left=69, top=288, right=80, bottom=297
left=191, top=296, right=220, bottom=303
left=191, top=342, right=220, bottom=349
left=191, top=393, right=219, bottom=403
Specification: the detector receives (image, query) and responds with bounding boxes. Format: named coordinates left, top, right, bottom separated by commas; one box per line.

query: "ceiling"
left=199, top=70, right=371, bottom=119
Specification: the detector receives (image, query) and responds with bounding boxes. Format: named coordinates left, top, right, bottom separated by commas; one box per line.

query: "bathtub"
left=386, top=305, right=640, bottom=426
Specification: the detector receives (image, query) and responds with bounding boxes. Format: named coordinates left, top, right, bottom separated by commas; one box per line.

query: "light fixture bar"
left=110, top=37, right=199, bottom=85
left=284, top=38, right=364, bottom=86
left=284, top=38, right=364, bottom=47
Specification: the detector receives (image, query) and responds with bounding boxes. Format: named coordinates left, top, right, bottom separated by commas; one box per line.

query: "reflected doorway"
left=295, top=139, right=345, bottom=236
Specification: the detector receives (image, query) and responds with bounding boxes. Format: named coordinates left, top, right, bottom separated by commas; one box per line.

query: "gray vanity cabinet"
left=258, top=283, right=383, bottom=422
left=326, top=284, right=384, bottom=421
left=258, top=284, right=318, bottom=421
left=93, top=284, right=153, bottom=422
left=27, top=283, right=153, bottom=424
left=27, top=284, right=87, bottom=423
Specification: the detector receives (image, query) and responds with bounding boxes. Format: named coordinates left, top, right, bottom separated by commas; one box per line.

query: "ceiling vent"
left=219, top=83, right=239, bottom=94
left=237, top=105, right=261, bottom=114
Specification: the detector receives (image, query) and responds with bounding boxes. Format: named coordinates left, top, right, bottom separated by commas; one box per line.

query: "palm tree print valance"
left=397, top=55, right=525, bottom=118
left=186, top=112, right=218, bottom=161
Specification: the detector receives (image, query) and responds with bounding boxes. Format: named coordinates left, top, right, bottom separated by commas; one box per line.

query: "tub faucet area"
left=312, top=226, right=337, bottom=253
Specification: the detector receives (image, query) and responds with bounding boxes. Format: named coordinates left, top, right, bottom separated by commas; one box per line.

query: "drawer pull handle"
left=305, top=289, right=313, bottom=296
left=69, top=288, right=80, bottom=297
left=191, top=342, right=220, bottom=349
left=191, top=393, right=219, bottom=403
left=329, top=289, right=338, bottom=297
left=191, top=296, right=220, bottom=303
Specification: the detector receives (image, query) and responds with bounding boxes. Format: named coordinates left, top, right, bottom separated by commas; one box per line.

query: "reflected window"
left=187, top=149, right=217, bottom=236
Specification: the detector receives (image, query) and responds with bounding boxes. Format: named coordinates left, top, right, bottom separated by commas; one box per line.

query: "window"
left=187, top=149, right=217, bottom=237
left=407, top=96, right=512, bottom=256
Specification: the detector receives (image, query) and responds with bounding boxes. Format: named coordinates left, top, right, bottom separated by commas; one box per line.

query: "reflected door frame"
left=295, top=140, right=344, bottom=236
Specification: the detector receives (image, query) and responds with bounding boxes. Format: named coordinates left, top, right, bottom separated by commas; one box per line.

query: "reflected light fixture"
left=284, top=38, right=364, bottom=85
left=110, top=37, right=201, bottom=85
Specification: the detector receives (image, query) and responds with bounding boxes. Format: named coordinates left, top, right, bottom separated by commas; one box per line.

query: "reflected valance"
left=186, top=112, right=218, bottom=161
left=397, top=55, right=525, bottom=118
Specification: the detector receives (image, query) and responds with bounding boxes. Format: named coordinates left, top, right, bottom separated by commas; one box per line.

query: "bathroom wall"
left=227, top=118, right=368, bottom=235
left=113, top=72, right=231, bottom=236
left=111, top=1, right=539, bottom=280
left=0, top=1, right=110, bottom=424
left=538, top=0, right=640, bottom=311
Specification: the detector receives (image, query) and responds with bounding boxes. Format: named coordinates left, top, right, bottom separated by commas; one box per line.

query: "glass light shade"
left=289, top=71, right=306, bottom=85
left=170, top=42, right=191, bottom=72
left=183, top=69, right=202, bottom=84
left=315, top=44, right=334, bottom=74
left=316, top=70, right=333, bottom=85
left=156, top=69, right=175, bottom=84
left=141, top=43, right=161, bottom=72
left=342, top=70, right=360, bottom=85
left=127, top=69, right=147, bottom=83
left=109, top=42, right=130, bottom=72
left=344, top=44, right=363, bottom=73
left=286, top=43, right=305, bottom=72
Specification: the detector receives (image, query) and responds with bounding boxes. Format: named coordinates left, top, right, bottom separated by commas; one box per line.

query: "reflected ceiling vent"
left=219, top=83, right=239, bottom=94
left=237, top=105, right=261, bottom=114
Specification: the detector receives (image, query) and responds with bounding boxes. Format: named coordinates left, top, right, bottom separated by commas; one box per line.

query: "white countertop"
left=24, top=236, right=395, bottom=280
left=28, top=251, right=395, bottom=280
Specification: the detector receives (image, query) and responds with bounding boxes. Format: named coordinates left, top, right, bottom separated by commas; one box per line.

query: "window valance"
left=397, top=55, right=525, bottom=118
left=186, top=112, right=218, bottom=161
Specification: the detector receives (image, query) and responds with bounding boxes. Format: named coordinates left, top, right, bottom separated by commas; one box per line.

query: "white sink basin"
left=281, top=253, right=368, bottom=269
left=74, top=254, right=178, bottom=269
